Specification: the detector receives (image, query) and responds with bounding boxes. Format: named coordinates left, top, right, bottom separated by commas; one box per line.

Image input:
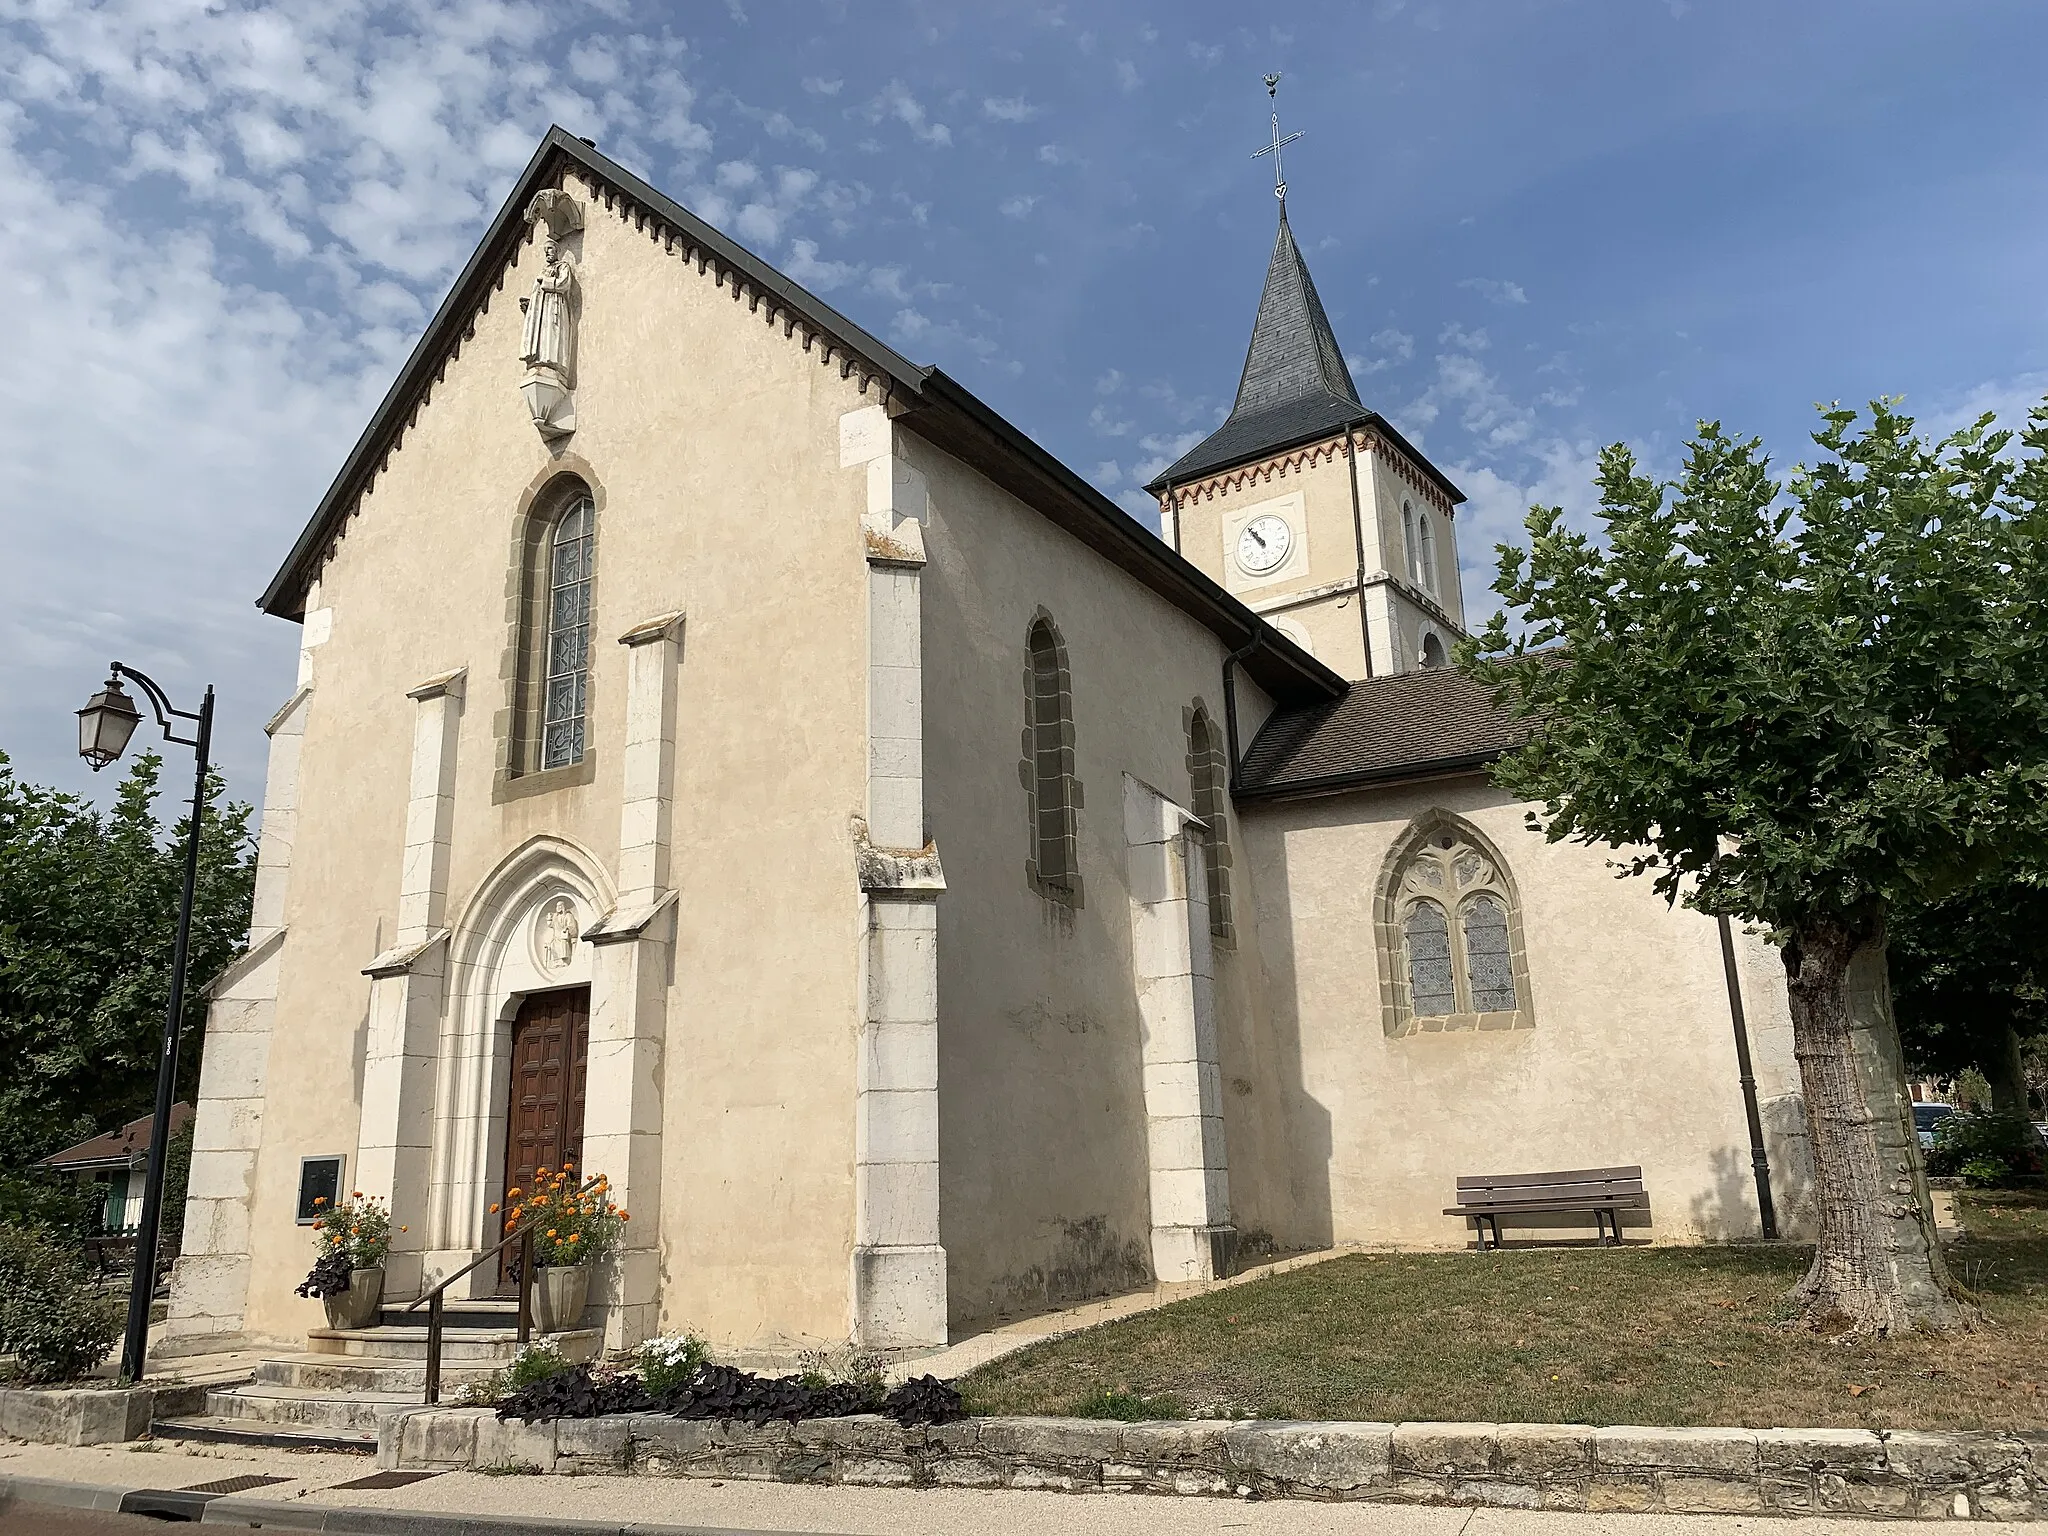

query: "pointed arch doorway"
left=499, top=985, right=589, bottom=1286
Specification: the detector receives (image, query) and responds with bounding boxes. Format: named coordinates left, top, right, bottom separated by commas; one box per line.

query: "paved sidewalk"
left=9, top=1435, right=2048, bottom=1536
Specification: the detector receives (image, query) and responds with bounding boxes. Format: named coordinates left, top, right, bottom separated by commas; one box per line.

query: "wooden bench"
left=1445, top=1166, right=1648, bottom=1249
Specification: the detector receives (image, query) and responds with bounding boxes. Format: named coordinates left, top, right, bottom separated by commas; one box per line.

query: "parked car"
left=1913, top=1102, right=1955, bottom=1150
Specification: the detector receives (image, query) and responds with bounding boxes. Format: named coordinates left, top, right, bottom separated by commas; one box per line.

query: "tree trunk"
left=1783, top=917, right=1976, bottom=1335
left=1985, top=1020, right=2029, bottom=1118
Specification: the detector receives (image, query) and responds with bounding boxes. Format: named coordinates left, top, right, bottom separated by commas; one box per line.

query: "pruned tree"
left=1468, top=399, right=2048, bottom=1335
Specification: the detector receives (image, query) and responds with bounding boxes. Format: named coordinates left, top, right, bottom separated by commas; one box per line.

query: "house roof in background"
left=41, top=1103, right=194, bottom=1172
left=1237, top=664, right=1533, bottom=797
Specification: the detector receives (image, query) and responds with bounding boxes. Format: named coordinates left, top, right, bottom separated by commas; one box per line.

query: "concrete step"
left=304, top=1325, right=601, bottom=1363
left=253, top=1353, right=500, bottom=1393
left=377, top=1298, right=531, bottom=1330
left=205, top=1383, right=417, bottom=1433
left=151, top=1414, right=378, bottom=1454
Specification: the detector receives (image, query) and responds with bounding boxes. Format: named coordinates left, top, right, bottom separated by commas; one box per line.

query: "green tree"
left=0, top=749, right=255, bottom=1193
left=1469, top=400, right=2048, bottom=1335
left=1891, top=875, right=2048, bottom=1116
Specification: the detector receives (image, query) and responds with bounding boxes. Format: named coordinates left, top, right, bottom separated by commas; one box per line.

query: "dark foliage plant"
left=496, top=1361, right=965, bottom=1428
left=294, top=1249, right=353, bottom=1300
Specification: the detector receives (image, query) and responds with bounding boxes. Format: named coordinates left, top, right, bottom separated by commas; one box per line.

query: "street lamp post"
left=76, top=664, right=214, bottom=1382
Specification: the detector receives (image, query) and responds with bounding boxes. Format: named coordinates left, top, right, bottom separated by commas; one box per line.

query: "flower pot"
left=532, top=1264, right=590, bottom=1332
left=322, top=1266, right=384, bottom=1331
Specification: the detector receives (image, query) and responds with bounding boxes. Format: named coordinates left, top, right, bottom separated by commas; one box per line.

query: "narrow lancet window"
left=1405, top=901, right=1456, bottom=1016
left=1022, top=615, right=1081, bottom=902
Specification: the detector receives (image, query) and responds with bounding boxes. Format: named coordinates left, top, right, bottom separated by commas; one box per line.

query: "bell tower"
left=1148, top=80, right=1467, bottom=680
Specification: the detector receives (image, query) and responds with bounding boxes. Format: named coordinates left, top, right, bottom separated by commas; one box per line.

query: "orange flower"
left=489, top=1203, right=500, bottom=1215
left=619, top=1211, right=630, bottom=1222
left=536, top=1166, right=550, bottom=1177
left=313, top=1196, right=328, bottom=1207
left=507, top=1187, right=523, bottom=1199
left=546, top=1228, right=558, bottom=1238
left=352, top=1191, right=363, bottom=1199
left=399, top=1226, right=408, bottom=1233
left=531, top=1195, right=549, bottom=1207
left=566, top=1233, right=580, bottom=1244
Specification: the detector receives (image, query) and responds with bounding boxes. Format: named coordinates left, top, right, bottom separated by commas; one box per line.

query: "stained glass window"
left=1463, top=893, right=1517, bottom=1012
left=541, top=497, right=593, bottom=770
left=1405, top=900, right=1456, bottom=1016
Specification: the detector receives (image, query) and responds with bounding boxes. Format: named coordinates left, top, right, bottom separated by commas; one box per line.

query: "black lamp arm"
left=110, top=662, right=204, bottom=747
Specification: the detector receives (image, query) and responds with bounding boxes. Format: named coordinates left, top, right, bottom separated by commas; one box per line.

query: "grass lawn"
left=959, top=1191, right=2048, bottom=1431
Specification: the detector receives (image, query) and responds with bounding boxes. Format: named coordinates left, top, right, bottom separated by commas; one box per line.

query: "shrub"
left=1929, top=1111, right=2046, bottom=1186
left=0, top=1225, right=122, bottom=1384
left=638, top=1331, right=709, bottom=1397
left=505, top=1340, right=573, bottom=1391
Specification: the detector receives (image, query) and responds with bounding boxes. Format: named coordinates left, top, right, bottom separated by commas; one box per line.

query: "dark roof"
left=260, top=128, right=1346, bottom=709
left=1144, top=212, right=1462, bottom=504
left=41, top=1104, right=195, bottom=1172
left=1236, top=665, right=1532, bottom=798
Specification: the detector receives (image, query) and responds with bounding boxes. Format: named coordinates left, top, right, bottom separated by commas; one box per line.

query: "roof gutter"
left=1234, top=747, right=1505, bottom=803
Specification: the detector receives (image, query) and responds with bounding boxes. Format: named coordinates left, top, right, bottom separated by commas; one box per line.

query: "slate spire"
left=1146, top=208, right=1370, bottom=492
left=1234, top=208, right=1362, bottom=418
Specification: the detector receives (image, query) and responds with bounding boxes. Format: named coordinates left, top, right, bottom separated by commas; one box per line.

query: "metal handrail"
left=401, top=1173, right=604, bottom=1404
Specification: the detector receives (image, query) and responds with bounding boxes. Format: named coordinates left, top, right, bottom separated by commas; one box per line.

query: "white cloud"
left=785, top=237, right=858, bottom=291
left=1093, top=459, right=1122, bottom=484
left=1450, top=440, right=1607, bottom=626
left=1132, top=429, right=1204, bottom=483
left=869, top=80, right=951, bottom=147
left=1459, top=277, right=1529, bottom=305
left=1095, top=368, right=1124, bottom=394
left=998, top=193, right=1038, bottom=219
left=1348, top=327, right=1415, bottom=376
left=1037, top=143, right=1073, bottom=166
left=983, top=96, right=1037, bottom=123
left=801, top=76, right=842, bottom=96
left=1115, top=60, right=1141, bottom=92
left=1088, top=403, right=1134, bottom=436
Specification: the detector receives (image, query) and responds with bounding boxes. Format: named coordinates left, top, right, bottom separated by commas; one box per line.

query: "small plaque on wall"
left=296, top=1156, right=345, bottom=1224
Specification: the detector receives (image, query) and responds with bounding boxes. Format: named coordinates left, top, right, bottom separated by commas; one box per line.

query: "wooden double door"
left=499, top=986, right=589, bottom=1285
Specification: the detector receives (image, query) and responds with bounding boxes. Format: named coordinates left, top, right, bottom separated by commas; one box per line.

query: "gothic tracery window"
left=1378, top=816, right=1532, bottom=1035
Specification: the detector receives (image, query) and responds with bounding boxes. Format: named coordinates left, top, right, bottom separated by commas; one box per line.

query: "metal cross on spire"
left=1251, top=72, right=1303, bottom=206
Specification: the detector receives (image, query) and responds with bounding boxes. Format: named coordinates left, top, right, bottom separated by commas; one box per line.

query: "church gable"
left=262, top=128, right=928, bottom=623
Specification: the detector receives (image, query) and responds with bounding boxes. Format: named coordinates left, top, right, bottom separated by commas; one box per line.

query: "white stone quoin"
left=356, top=666, right=465, bottom=1299
left=1125, top=773, right=1235, bottom=1283
left=579, top=609, right=686, bottom=1349
left=845, top=403, right=947, bottom=1347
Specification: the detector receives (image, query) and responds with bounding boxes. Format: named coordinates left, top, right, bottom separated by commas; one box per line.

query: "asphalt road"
left=1, top=1510, right=174, bottom=1536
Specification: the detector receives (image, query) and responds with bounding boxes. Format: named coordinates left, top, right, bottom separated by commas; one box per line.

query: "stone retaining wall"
left=380, top=1408, right=2047, bottom=1519
left=0, top=1384, right=207, bottom=1447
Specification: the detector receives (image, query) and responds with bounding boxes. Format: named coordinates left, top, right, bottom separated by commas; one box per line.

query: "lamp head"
left=77, top=675, right=142, bottom=771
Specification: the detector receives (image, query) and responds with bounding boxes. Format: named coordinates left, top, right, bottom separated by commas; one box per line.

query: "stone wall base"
left=0, top=1384, right=207, bottom=1447
left=379, top=1409, right=2047, bottom=1519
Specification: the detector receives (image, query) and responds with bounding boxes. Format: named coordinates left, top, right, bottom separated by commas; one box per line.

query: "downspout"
left=1221, top=628, right=1264, bottom=795
left=1717, top=912, right=1780, bottom=1240
left=1343, top=422, right=1376, bottom=679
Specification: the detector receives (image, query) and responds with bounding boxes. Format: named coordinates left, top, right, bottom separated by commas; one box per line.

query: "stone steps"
left=305, top=1325, right=601, bottom=1362
left=254, top=1352, right=499, bottom=1393
left=151, top=1414, right=378, bottom=1454
left=206, top=1382, right=418, bottom=1432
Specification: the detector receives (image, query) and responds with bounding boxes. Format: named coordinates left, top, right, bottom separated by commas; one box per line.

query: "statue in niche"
left=518, top=189, right=583, bottom=440
left=539, top=897, right=580, bottom=973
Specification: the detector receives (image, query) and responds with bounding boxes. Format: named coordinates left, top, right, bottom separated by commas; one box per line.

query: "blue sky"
left=4, top=0, right=2045, bottom=805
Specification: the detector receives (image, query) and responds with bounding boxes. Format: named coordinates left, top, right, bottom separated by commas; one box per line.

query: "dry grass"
left=959, top=1191, right=2048, bottom=1430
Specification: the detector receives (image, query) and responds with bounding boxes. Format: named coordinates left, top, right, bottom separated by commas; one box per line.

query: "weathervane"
left=1251, top=72, right=1302, bottom=205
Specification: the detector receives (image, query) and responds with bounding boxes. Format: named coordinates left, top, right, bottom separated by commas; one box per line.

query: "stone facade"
left=166, top=131, right=1809, bottom=1365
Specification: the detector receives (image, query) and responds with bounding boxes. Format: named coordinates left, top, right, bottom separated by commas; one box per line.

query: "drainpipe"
left=1220, top=628, right=1264, bottom=795
left=1717, top=912, right=1779, bottom=1240
left=1343, top=422, right=1376, bottom=679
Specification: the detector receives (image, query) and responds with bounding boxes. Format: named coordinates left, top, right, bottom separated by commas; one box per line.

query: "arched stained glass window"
left=1022, top=615, right=1080, bottom=902
left=1462, top=893, right=1517, bottom=1011
left=1405, top=900, right=1456, bottom=1016
left=1379, top=814, right=1533, bottom=1035
left=541, top=496, right=595, bottom=770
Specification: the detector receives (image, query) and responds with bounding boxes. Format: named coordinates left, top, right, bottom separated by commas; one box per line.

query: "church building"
left=166, top=128, right=1813, bottom=1360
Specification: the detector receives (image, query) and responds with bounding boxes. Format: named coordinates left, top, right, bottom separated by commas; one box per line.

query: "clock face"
left=1236, top=514, right=1293, bottom=576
